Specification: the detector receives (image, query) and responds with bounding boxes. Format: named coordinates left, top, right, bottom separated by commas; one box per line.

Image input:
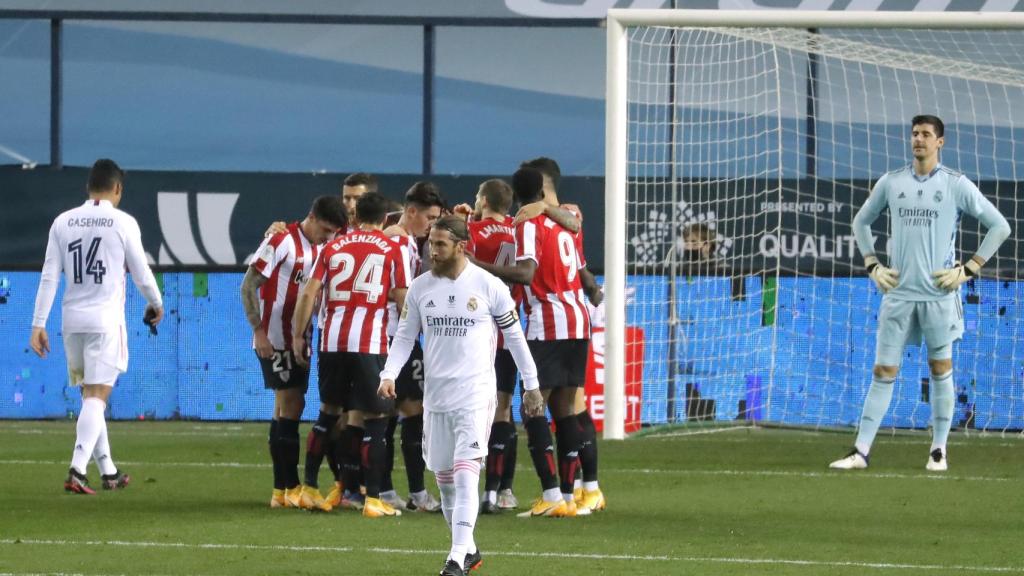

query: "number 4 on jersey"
left=68, top=238, right=106, bottom=284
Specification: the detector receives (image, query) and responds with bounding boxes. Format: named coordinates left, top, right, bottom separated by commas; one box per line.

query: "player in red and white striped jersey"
left=241, top=196, right=347, bottom=510
left=520, top=156, right=605, bottom=515
left=473, top=166, right=595, bottom=518
left=290, top=193, right=409, bottom=518
left=457, top=179, right=524, bottom=514
left=375, top=182, right=446, bottom=512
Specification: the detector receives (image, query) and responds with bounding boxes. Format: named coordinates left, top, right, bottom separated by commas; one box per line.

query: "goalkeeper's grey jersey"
left=853, top=164, right=1009, bottom=302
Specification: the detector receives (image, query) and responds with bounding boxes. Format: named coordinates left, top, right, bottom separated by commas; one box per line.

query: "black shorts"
left=395, top=340, right=425, bottom=402
left=258, top=349, right=310, bottom=392
left=317, top=351, right=394, bottom=414
left=495, top=348, right=518, bottom=395
left=528, top=339, right=590, bottom=390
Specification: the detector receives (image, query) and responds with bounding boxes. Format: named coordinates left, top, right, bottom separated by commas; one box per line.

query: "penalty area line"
left=0, top=538, right=1021, bottom=573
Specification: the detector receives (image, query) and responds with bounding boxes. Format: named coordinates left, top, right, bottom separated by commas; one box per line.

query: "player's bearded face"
left=429, top=229, right=463, bottom=274
left=311, top=220, right=339, bottom=244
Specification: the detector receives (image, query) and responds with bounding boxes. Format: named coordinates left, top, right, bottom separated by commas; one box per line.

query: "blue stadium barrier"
left=1, top=271, right=1021, bottom=430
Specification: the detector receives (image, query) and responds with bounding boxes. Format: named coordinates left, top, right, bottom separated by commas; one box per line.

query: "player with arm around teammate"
left=830, top=115, right=1011, bottom=471
left=241, top=196, right=346, bottom=509
left=379, top=215, right=544, bottom=576
left=30, top=159, right=163, bottom=494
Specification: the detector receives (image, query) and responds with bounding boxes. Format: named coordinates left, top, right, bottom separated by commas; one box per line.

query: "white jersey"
left=32, top=199, right=162, bottom=333
left=385, top=232, right=421, bottom=337
left=381, top=261, right=539, bottom=412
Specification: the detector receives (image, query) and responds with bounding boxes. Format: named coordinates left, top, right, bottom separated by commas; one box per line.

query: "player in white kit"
left=379, top=215, right=544, bottom=576
left=30, top=159, right=164, bottom=494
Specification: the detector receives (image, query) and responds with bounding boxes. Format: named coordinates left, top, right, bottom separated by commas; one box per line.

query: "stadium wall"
left=1, top=270, right=1021, bottom=430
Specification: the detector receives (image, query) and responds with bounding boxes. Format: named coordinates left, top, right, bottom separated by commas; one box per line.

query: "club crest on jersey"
left=467, top=297, right=478, bottom=312
left=934, top=190, right=943, bottom=203
left=917, top=189, right=923, bottom=198
left=448, top=295, right=456, bottom=307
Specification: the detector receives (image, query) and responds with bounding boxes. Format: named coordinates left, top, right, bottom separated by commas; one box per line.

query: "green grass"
left=1, top=421, right=1022, bottom=575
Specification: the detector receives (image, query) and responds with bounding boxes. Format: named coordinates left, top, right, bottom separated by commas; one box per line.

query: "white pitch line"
left=0, top=538, right=1020, bottom=573
left=642, top=425, right=753, bottom=438
left=0, top=459, right=1017, bottom=483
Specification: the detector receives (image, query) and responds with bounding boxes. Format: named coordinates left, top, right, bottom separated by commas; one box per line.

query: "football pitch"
left=0, top=420, right=1021, bottom=576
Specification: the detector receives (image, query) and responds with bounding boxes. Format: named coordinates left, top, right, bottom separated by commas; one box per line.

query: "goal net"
left=603, top=10, right=1023, bottom=438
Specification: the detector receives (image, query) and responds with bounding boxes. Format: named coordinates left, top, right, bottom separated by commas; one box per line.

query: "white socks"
left=70, top=397, right=106, bottom=474
left=436, top=470, right=456, bottom=528
left=854, top=376, right=896, bottom=456
left=450, top=460, right=480, bottom=568
left=92, top=417, right=117, bottom=476
left=930, top=371, right=955, bottom=453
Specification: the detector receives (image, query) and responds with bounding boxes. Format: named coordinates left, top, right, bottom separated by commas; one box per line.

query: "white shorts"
left=64, top=327, right=128, bottom=387
left=875, top=296, right=963, bottom=366
left=422, top=398, right=495, bottom=473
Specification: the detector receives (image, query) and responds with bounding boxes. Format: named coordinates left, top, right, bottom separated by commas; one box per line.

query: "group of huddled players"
left=240, top=158, right=606, bottom=540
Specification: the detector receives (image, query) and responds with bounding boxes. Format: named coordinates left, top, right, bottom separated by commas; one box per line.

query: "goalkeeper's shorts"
left=875, top=295, right=963, bottom=366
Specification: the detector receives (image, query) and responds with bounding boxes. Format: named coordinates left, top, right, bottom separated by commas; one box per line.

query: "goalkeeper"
left=830, top=114, right=1010, bottom=472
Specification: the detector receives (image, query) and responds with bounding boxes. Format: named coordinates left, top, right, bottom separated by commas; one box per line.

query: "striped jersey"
left=314, top=229, right=408, bottom=354
left=32, top=199, right=162, bottom=333
left=467, top=215, right=518, bottom=348
left=250, top=222, right=321, bottom=351
left=386, top=231, right=422, bottom=337
left=515, top=214, right=591, bottom=340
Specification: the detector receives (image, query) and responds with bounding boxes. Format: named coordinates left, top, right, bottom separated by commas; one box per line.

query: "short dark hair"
left=479, top=179, right=513, bottom=215
left=912, top=114, right=944, bottom=138
left=512, top=167, right=544, bottom=205
left=433, top=214, right=469, bottom=242
left=355, top=192, right=389, bottom=225
left=405, top=181, right=446, bottom=211
left=87, top=158, right=124, bottom=193
left=344, top=172, right=378, bottom=193
left=684, top=222, right=717, bottom=253
left=520, top=157, right=561, bottom=191
left=310, top=195, right=347, bottom=229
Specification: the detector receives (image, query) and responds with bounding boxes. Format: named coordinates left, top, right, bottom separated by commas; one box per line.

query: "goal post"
left=603, top=9, right=1024, bottom=439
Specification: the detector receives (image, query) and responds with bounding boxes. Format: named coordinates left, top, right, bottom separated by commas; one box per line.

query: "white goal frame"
left=603, top=9, right=1024, bottom=440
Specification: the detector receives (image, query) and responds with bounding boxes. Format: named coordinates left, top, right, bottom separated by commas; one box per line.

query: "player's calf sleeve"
left=524, top=416, right=558, bottom=492
left=486, top=421, right=514, bottom=492
left=382, top=416, right=398, bottom=493
left=576, top=410, right=599, bottom=484
left=303, top=412, right=339, bottom=488
left=71, top=397, right=106, bottom=475
left=277, top=418, right=301, bottom=489
left=554, top=415, right=581, bottom=500
left=500, top=427, right=518, bottom=491
left=930, top=371, right=955, bottom=452
left=268, top=419, right=284, bottom=490
left=435, top=470, right=456, bottom=528
left=92, top=418, right=117, bottom=477
left=326, top=427, right=343, bottom=482
left=452, top=460, right=481, bottom=562
left=341, top=425, right=364, bottom=493
left=854, top=376, right=896, bottom=456
left=362, top=418, right=389, bottom=499
left=400, top=414, right=426, bottom=493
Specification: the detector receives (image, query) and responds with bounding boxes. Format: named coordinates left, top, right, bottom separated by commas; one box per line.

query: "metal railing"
left=0, top=9, right=605, bottom=171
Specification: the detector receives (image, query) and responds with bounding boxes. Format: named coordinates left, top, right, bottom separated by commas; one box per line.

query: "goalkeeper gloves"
left=932, top=259, right=980, bottom=291
left=864, top=255, right=898, bottom=293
